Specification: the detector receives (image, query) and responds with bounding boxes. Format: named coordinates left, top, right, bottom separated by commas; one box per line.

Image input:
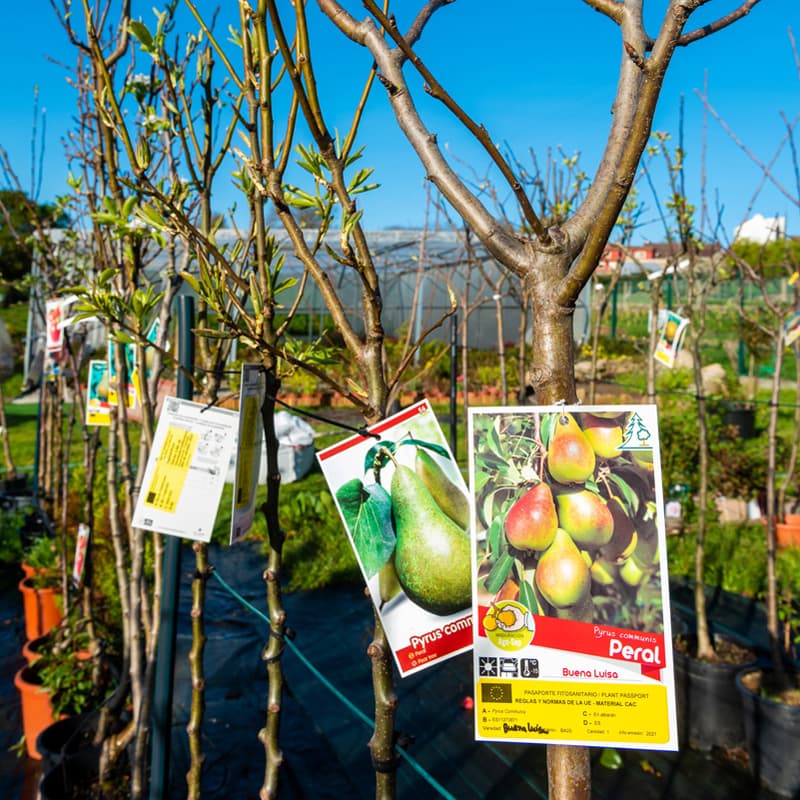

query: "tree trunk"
left=765, top=334, right=787, bottom=683
left=527, top=258, right=590, bottom=800
left=689, top=333, right=714, bottom=661
left=259, top=372, right=286, bottom=799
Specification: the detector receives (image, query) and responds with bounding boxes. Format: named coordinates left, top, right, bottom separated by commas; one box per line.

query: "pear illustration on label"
left=392, top=464, right=472, bottom=616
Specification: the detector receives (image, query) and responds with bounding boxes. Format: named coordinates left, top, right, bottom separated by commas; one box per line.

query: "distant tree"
left=0, top=189, right=68, bottom=304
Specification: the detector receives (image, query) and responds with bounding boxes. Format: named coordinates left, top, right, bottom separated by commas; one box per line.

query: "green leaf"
left=363, top=441, right=395, bottom=474
left=336, top=479, right=395, bottom=578
left=135, top=204, right=167, bottom=230
left=129, top=20, right=154, bottom=51
left=486, top=515, right=504, bottom=558
left=541, top=412, right=558, bottom=449
left=398, top=439, right=450, bottom=459
left=484, top=551, right=514, bottom=595
left=606, top=472, right=639, bottom=515
left=519, top=576, right=542, bottom=616
left=599, top=748, right=623, bottom=770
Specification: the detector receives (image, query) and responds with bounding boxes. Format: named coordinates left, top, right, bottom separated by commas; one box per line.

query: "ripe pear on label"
left=415, top=449, right=470, bottom=529
left=504, top=482, right=558, bottom=551
left=619, top=555, right=645, bottom=586
left=378, top=556, right=402, bottom=606
left=391, top=464, right=472, bottom=616
left=547, top=413, right=596, bottom=483
left=494, top=575, right=520, bottom=602
left=534, top=528, right=591, bottom=608
left=590, top=556, right=618, bottom=586
left=631, top=449, right=655, bottom=473
left=631, top=528, right=659, bottom=569
left=600, top=496, right=638, bottom=560
left=556, top=489, right=614, bottom=547
left=581, top=413, right=624, bottom=459
left=586, top=410, right=625, bottom=420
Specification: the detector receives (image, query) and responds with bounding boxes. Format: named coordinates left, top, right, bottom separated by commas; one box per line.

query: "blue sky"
left=0, top=2, right=797, bottom=243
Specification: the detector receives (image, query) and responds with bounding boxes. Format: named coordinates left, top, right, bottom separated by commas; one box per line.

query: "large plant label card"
left=317, top=399, right=473, bottom=677
left=133, top=398, right=238, bottom=542
left=230, top=364, right=266, bottom=545
left=468, top=404, right=678, bottom=751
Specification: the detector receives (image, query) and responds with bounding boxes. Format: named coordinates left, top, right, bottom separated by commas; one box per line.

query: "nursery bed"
left=0, top=544, right=789, bottom=799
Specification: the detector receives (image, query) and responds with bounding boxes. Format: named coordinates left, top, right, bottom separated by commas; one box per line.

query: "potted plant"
left=14, top=661, right=59, bottom=760
left=17, top=612, right=116, bottom=762
left=18, top=536, right=63, bottom=641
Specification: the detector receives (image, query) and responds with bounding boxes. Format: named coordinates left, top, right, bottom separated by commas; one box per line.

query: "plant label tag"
left=317, top=399, right=473, bottom=677
left=468, top=404, right=678, bottom=751
left=133, top=397, right=238, bottom=542
left=230, top=364, right=266, bottom=545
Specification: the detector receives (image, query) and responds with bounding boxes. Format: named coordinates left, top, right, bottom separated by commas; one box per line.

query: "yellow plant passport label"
left=477, top=680, right=670, bottom=744
left=144, top=426, right=199, bottom=513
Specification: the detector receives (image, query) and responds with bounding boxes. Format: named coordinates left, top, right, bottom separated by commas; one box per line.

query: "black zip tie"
left=263, top=641, right=286, bottom=664
left=268, top=394, right=380, bottom=439
left=371, top=753, right=402, bottom=773
left=395, top=731, right=416, bottom=749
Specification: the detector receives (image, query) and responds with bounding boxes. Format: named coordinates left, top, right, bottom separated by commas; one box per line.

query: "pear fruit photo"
left=504, top=482, right=558, bottom=551
left=534, top=528, right=591, bottom=609
left=581, top=413, right=624, bottom=459
left=415, top=448, right=470, bottom=529
left=556, top=489, right=615, bottom=547
left=391, top=464, right=472, bottom=616
left=547, top=412, right=595, bottom=483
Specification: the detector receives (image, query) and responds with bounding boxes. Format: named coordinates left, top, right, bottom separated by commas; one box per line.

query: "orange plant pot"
left=21, top=562, right=37, bottom=579
left=22, top=634, right=51, bottom=665
left=776, top=522, right=800, bottom=549
left=14, top=665, right=58, bottom=760
left=18, top=578, right=63, bottom=641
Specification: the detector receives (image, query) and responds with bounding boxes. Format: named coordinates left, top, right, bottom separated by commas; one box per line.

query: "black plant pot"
left=673, top=634, right=758, bottom=751
left=37, top=711, right=102, bottom=775
left=39, top=745, right=101, bottom=800
left=0, top=474, right=28, bottom=495
left=721, top=404, right=756, bottom=440
left=736, top=668, right=800, bottom=798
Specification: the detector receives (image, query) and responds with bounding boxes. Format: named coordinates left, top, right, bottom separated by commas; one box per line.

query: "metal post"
left=149, top=295, right=194, bottom=800
left=737, top=271, right=747, bottom=376
left=449, top=312, right=458, bottom=459
left=31, top=373, right=45, bottom=502
left=610, top=283, right=618, bottom=339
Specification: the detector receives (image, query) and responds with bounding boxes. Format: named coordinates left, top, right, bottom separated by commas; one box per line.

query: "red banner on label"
left=395, top=614, right=472, bottom=673
left=477, top=605, right=666, bottom=671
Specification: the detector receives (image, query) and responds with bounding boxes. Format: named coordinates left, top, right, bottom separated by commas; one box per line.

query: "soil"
left=673, top=633, right=757, bottom=665
left=741, top=669, right=800, bottom=706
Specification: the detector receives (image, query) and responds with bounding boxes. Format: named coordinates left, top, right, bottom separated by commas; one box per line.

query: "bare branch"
left=404, top=0, right=455, bottom=48
left=677, top=0, right=762, bottom=47
left=696, top=88, right=800, bottom=208
left=581, top=0, right=624, bottom=24
left=362, top=0, right=550, bottom=242
left=623, top=40, right=646, bottom=70
left=318, top=2, right=531, bottom=272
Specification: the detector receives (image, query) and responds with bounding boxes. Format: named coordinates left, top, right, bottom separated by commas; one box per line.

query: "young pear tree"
left=317, top=1, right=762, bottom=796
